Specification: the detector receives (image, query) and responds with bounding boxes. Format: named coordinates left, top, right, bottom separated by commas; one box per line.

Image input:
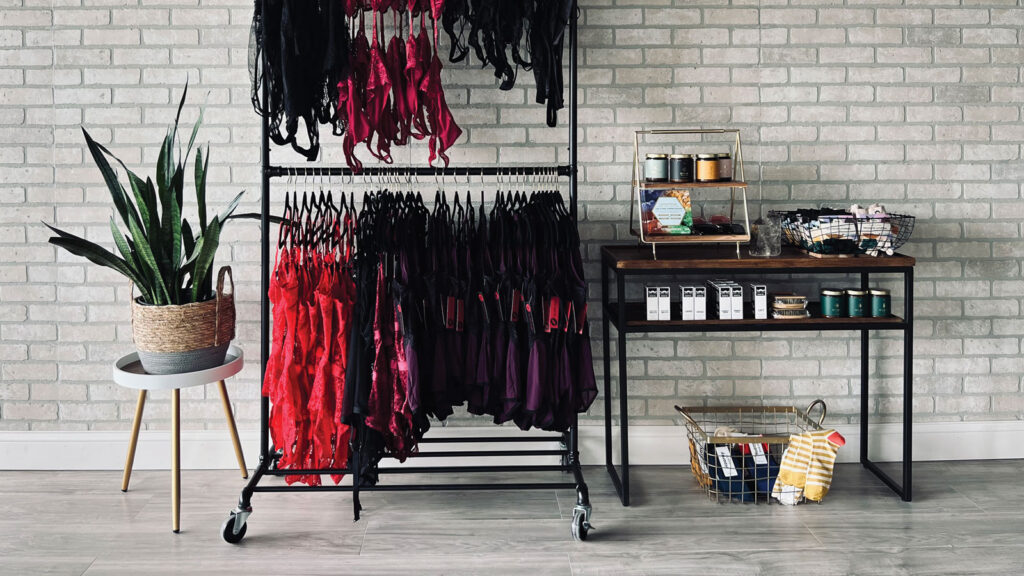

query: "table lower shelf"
left=607, top=302, right=906, bottom=333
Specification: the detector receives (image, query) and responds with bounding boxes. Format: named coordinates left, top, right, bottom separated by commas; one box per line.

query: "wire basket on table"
left=773, top=210, right=915, bottom=257
left=674, top=401, right=827, bottom=504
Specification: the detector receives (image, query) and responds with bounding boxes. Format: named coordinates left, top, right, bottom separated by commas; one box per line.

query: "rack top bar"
left=268, top=164, right=573, bottom=178
left=602, top=244, right=916, bottom=270
left=636, top=129, right=741, bottom=135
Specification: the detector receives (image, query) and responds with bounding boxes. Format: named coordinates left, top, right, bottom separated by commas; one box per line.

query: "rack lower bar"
left=253, top=482, right=577, bottom=493
left=268, top=165, right=573, bottom=178
left=419, top=435, right=566, bottom=443
left=406, top=449, right=564, bottom=458
left=263, top=464, right=570, bottom=477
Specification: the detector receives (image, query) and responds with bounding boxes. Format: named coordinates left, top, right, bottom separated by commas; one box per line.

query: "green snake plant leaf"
left=45, top=224, right=151, bottom=302
left=109, top=216, right=137, bottom=271
left=123, top=168, right=154, bottom=239
left=125, top=206, right=171, bottom=305
left=172, top=81, right=187, bottom=146
left=143, top=177, right=160, bottom=247
left=156, top=129, right=174, bottom=206
left=82, top=128, right=140, bottom=233
left=185, top=106, right=204, bottom=164
left=195, top=146, right=209, bottom=233
left=216, top=190, right=245, bottom=228
left=190, top=216, right=221, bottom=302
left=181, top=218, right=196, bottom=262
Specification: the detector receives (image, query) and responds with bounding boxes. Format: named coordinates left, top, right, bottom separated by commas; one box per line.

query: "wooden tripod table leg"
left=217, top=380, right=248, bottom=478
left=121, top=389, right=147, bottom=492
left=171, top=388, right=180, bottom=533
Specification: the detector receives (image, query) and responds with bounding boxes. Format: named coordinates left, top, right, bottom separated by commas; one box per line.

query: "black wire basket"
left=675, top=401, right=828, bottom=504
left=774, top=210, right=915, bottom=257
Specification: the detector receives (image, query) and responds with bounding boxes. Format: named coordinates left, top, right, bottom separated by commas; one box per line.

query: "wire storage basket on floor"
left=674, top=401, right=827, bottom=504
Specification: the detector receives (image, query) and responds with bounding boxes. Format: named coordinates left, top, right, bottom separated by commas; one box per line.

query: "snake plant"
left=46, top=85, right=243, bottom=306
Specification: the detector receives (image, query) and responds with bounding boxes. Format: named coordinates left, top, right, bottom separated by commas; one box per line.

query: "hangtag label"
left=493, top=290, right=503, bottom=321
left=524, top=302, right=535, bottom=335
left=456, top=299, right=465, bottom=332
left=445, top=296, right=456, bottom=330
left=478, top=292, right=490, bottom=324
left=715, top=446, right=738, bottom=478
left=546, top=297, right=560, bottom=333
left=750, top=443, right=769, bottom=466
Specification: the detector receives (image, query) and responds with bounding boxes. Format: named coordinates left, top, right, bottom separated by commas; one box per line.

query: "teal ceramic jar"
left=820, top=289, right=845, bottom=318
left=846, top=289, right=867, bottom=318
left=871, top=289, right=891, bottom=318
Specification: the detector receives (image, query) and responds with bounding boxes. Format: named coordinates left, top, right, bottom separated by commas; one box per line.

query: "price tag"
left=750, top=443, right=769, bottom=466
left=715, top=446, right=738, bottom=478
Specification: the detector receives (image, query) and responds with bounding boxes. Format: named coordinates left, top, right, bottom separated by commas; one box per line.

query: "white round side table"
left=113, top=344, right=247, bottom=533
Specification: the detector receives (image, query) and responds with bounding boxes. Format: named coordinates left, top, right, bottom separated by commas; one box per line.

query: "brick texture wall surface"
left=0, top=0, right=1022, bottom=431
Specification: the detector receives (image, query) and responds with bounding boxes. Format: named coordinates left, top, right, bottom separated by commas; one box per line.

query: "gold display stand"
left=629, top=129, right=750, bottom=259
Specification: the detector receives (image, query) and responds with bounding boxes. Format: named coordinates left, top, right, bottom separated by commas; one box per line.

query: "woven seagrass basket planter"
left=131, top=267, right=236, bottom=375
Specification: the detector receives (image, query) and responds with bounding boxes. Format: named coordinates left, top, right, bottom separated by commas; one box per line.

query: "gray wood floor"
left=2, top=461, right=1022, bottom=575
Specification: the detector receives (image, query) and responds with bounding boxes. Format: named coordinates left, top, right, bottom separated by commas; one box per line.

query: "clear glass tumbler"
left=749, top=212, right=782, bottom=257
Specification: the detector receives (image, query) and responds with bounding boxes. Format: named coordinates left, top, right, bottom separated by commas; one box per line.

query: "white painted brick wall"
left=0, top=0, right=1022, bottom=431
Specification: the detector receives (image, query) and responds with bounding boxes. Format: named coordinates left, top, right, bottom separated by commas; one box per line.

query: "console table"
left=600, top=244, right=914, bottom=505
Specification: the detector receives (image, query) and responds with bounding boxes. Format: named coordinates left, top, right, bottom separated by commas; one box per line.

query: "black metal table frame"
left=223, top=1, right=595, bottom=543
left=600, top=255, right=914, bottom=506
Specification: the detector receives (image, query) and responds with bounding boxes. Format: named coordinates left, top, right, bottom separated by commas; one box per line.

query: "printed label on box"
left=658, top=286, right=671, bottom=321
left=731, top=285, right=743, bottom=320
left=694, top=286, right=706, bottom=320
left=681, top=286, right=695, bottom=321
left=646, top=286, right=660, bottom=321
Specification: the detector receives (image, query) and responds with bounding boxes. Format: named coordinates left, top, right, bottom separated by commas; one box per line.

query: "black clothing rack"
left=224, top=1, right=593, bottom=543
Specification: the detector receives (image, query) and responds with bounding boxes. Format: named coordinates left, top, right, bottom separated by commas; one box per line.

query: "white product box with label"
left=658, top=286, right=672, bottom=321
left=646, top=286, right=660, bottom=321
left=749, top=283, right=767, bottom=320
left=680, top=286, right=695, bottom=321
left=694, top=286, right=707, bottom=320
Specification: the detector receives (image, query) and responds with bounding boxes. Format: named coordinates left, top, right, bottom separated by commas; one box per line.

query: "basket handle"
left=804, top=399, right=827, bottom=427
left=674, top=405, right=702, bottom=430
left=214, top=266, right=234, bottom=346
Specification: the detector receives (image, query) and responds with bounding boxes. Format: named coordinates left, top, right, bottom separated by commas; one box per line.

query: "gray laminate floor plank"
left=568, top=546, right=1024, bottom=576
left=0, top=461, right=1021, bottom=574
left=81, top=555, right=573, bottom=576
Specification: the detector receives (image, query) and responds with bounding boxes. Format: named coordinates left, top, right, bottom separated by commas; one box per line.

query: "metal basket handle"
left=674, top=405, right=701, bottom=430
left=804, top=399, right=827, bottom=427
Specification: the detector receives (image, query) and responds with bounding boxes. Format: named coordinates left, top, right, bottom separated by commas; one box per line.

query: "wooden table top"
left=600, top=244, right=916, bottom=271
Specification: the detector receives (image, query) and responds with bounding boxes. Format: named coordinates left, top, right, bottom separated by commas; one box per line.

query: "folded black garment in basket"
left=704, top=443, right=754, bottom=502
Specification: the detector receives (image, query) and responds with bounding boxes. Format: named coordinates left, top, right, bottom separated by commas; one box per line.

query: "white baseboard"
left=2, top=421, right=1022, bottom=471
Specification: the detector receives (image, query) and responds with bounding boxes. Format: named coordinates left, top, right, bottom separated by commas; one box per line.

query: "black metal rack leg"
left=902, top=267, right=914, bottom=501
left=860, top=272, right=870, bottom=465
left=605, top=271, right=630, bottom=506
left=601, top=263, right=613, bottom=475
left=859, top=269, right=914, bottom=502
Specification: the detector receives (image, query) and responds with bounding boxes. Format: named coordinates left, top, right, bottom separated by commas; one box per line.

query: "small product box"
left=694, top=286, right=707, bottom=320
left=730, top=284, right=744, bottom=320
left=749, top=283, right=768, bottom=320
left=707, top=280, right=731, bottom=320
left=658, top=286, right=672, bottom=321
left=646, top=286, right=660, bottom=321
left=681, top=286, right=695, bottom=321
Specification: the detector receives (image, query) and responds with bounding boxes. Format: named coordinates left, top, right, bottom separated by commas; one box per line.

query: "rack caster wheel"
left=571, top=508, right=591, bottom=542
left=222, top=513, right=247, bottom=544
